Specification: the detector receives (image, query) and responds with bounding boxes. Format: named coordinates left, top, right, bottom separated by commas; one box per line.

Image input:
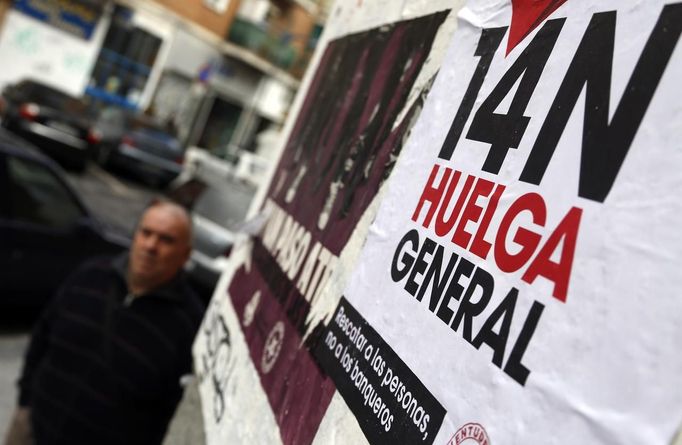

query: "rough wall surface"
left=194, top=1, right=682, bottom=444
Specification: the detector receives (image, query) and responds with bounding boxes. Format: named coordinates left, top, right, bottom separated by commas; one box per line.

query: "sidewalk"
left=163, top=380, right=205, bottom=445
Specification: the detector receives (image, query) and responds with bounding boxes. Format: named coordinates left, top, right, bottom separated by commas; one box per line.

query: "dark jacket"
left=18, top=255, right=205, bottom=445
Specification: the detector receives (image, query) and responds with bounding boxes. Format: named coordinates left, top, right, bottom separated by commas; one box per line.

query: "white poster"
left=322, top=0, right=682, bottom=443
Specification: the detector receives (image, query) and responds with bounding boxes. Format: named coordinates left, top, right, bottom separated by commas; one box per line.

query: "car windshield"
left=7, top=156, right=86, bottom=228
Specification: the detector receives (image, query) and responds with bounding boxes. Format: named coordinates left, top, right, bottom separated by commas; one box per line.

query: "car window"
left=7, top=156, right=86, bottom=228
left=11, top=80, right=34, bottom=96
left=30, top=84, right=70, bottom=105
left=193, top=182, right=255, bottom=229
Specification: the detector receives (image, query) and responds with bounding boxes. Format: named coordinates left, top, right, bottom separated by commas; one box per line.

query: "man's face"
left=129, top=204, right=191, bottom=290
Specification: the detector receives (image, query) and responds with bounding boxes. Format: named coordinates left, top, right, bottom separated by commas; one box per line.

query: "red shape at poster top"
left=507, top=0, right=569, bottom=55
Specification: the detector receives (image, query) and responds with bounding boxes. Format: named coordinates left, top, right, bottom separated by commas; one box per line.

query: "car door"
left=0, top=153, right=102, bottom=305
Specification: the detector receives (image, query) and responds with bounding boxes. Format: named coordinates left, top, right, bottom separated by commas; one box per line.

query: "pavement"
left=163, top=380, right=206, bottom=445
left=0, top=313, right=31, bottom=441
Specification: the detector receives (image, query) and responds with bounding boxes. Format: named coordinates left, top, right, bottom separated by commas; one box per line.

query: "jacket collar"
left=112, top=253, right=187, bottom=302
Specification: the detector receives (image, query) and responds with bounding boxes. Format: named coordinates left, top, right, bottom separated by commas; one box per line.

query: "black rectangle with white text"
left=315, top=297, right=446, bottom=444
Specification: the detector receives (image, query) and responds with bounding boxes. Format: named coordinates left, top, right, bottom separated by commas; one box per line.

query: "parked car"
left=169, top=153, right=258, bottom=297
left=0, top=129, right=128, bottom=306
left=94, top=107, right=184, bottom=188
left=0, top=79, right=100, bottom=171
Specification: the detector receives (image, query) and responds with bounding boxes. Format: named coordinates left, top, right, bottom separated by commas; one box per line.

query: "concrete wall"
left=164, top=27, right=222, bottom=78
left=268, top=2, right=316, bottom=58
left=0, top=7, right=109, bottom=96
left=153, top=0, right=240, bottom=38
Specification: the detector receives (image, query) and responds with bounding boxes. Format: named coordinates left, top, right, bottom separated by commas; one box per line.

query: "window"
left=7, top=157, right=85, bottom=228
left=197, top=97, right=243, bottom=159
left=87, top=5, right=163, bottom=109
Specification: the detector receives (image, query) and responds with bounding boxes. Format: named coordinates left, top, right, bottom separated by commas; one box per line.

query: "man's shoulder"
left=53, top=256, right=127, bottom=300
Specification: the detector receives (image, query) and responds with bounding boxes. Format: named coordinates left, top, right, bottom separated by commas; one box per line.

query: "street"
left=0, top=162, right=162, bottom=439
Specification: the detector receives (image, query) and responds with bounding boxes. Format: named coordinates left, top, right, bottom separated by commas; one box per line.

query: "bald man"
left=128, top=201, right=193, bottom=296
left=7, top=201, right=204, bottom=445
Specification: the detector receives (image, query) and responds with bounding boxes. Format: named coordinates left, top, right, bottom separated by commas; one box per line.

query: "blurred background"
left=0, top=0, right=332, bottom=439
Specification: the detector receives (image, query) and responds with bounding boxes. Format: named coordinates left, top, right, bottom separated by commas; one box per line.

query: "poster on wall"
left=315, top=0, right=682, bottom=444
left=194, top=10, right=450, bottom=445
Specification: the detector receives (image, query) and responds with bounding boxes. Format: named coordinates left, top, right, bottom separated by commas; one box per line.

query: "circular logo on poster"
left=447, top=423, right=490, bottom=445
left=261, top=321, right=285, bottom=374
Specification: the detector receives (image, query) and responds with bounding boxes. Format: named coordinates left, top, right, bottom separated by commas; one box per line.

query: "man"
left=6, top=201, right=204, bottom=445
